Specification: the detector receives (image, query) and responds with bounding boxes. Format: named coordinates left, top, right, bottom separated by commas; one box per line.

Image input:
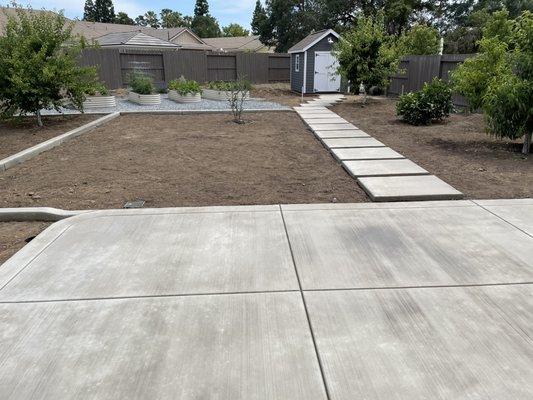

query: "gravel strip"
left=39, top=96, right=290, bottom=115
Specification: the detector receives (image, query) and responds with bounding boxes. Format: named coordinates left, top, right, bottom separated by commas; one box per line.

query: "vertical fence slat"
left=80, top=48, right=290, bottom=89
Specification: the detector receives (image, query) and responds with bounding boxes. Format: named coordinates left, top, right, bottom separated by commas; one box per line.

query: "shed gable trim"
left=288, top=29, right=340, bottom=53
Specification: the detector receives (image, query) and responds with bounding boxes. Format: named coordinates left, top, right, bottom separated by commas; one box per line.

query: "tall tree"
left=222, top=23, right=250, bottom=37
left=191, top=15, right=221, bottom=37
left=115, top=12, right=134, bottom=25
left=135, top=15, right=147, bottom=26
left=194, top=0, right=210, bottom=17
left=161, top=9, right=188, bottom=28
left=93, top=0, right=115, bottom=23
left=251, top=0, right=268, bottom=35
left=144, top=11, right=160, bottom=28
left=83, top=0, right=96, bottom=22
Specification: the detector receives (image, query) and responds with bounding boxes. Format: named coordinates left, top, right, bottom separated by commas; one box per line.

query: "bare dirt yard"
left=333, top=97, right=533, bottom=199
left=0, top=112, right=367, bottom=209
left=252, top=83, right=314, bottom=107
left=0, top=114, right=99, bottom=160
left=0, top=222, right=51, bottom=266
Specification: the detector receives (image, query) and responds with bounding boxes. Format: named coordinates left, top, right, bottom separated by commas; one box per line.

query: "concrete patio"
left=1, top=199, right=532, bottom=399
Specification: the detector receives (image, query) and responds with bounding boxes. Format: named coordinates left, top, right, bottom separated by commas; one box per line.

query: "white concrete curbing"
left=0, top=207, right=92, bottom=222
left=0, top=112, right=120, bottom=172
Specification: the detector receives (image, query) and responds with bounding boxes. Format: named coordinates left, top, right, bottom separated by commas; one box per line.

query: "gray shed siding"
left=290, top=52, right=304, bottom=92
left=305, top=33, right=339, bottom=93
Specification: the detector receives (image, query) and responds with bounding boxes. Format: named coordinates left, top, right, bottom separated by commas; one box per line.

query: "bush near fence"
left=389, top=54, right=475, bottom=108
left=80, top=48, right=291, bottom=89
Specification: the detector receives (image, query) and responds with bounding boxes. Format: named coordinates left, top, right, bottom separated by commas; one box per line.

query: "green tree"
left=251, top=0, right=268, bottom=35
left=194, top=0, right=209, bottom=17
left=222, top=23, right=250, bottom=37
left=160, top=9, right=188, bottom=28
left=333, top=13, right=401, bottom=99
left=400, top=24, right=440, bottom=55
left=452, top=11, right=533, bottom=154
left=115, top=11, right=134, bottom=25
left=0, top=6, right=100, bottom=126
left=191, top=15, right=221, bottom=37
left=135, top=15, right=147, bottom=26
left=144, top=11, right=160, bottom=28
left=83, top=0, right=97, bottom=22
left=93, top=0, right=115, bottom=23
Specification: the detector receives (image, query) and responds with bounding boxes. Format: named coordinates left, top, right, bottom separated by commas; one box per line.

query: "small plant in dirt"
left=128, top=71, right=156, bottom=95
left=396, top=78, right=454, bottom=126
left=168, top=76, right=201, bottom=95
left=227, top=77, right=250, bottom=124
left=0, top=4, right=100, bottom=126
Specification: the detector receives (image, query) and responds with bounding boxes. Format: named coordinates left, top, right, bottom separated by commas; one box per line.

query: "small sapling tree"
left=333, top=13, right=401, bottom=104
left=0, top=4, right=100, bottom=126
left=227, top=77, right=251, bottom=124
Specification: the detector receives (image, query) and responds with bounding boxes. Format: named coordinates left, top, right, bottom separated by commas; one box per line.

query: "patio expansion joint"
left=476, top=203, right=533, bottom=240
left=278, top=204, right=333, bottom=400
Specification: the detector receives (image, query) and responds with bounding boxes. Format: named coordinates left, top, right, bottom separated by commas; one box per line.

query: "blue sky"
left=16, top=0, right=257, bottom=29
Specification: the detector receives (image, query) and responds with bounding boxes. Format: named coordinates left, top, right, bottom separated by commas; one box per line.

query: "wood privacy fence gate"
left=80, top=48, right=291, bottom=89
left=388, top=54, right=474, bottom=107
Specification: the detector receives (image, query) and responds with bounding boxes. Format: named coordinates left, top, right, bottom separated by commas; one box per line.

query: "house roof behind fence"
left=96, top=31, right=180, bottom=48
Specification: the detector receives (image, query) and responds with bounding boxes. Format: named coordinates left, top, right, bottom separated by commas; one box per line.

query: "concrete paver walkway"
left=1, top=200, right=532, bottom=399
left=296, top=95, right=464, bottom=201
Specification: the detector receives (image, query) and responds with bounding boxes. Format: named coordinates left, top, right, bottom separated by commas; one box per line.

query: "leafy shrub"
left=227, top=77, right=250, bottom=124
left=85, top=82, right=109, bottom=96
left=207, top=80, right=251, bottom=91
left=396, top=78, right=454, bottom=125
left=168, top=76, right=201, bottom=95
left=128, top=71, right=155, bottom=95
left=399, top=24, right=440, bottom=55
left=0, top=4, right=100, bottom=126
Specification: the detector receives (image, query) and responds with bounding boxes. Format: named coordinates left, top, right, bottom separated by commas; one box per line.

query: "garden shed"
left=288, top=29, right=342, bottom=94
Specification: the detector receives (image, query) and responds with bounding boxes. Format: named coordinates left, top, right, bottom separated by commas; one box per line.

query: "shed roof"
left=288, top=29, right=340, bottom=53
left=96, top=31, right=180, bottom=48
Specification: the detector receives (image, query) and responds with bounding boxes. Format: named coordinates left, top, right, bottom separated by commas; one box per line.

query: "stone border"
left=0, top=207, right=91, bottom=222
left=0, top=112, right=120, bottom=172
left=119, top=109, right=294, bottom=115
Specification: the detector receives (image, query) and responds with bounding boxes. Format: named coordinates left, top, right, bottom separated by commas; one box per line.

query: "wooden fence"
left=80, top=48, right=290, bottom=89
left=389, top=54, right=474, bottom=107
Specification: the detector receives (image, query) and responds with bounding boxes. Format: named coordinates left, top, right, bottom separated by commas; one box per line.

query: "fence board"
left=80, top=49, right=290, bottom=89
left=388, top=54, right=474, bottom=107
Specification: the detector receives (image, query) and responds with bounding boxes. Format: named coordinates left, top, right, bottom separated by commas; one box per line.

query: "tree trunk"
left=36, top=110, right=43, bottom=127
left=522, top=131, right=532, bottom=155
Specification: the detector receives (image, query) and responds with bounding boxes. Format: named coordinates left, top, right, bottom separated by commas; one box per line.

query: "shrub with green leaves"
left=128, top=71, right=155, bottom=95
left=168, top=77, right=201, bottom=95
left=207, top=80, right=251, bottom=91
left=399, top=24, right=440, bottom=55
left=85, top=82, right=109, bottom=96
left=396, top=78, right=454, bottom=125
left=0, top=5, right=100, bottom=126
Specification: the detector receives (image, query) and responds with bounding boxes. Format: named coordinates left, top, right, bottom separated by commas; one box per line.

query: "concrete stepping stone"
left=304, top=118, right=348, bottom=124
left=343, top=159, right=429, bottom=177
left=331, top=147, right=404, bottom=161
left=314, top=130, right=370, bottom=139
left=308, top=123, right=358, bottom=131
left=322, top=138, right=385, bottom=148
left=358, top=175, right=463, bottom=201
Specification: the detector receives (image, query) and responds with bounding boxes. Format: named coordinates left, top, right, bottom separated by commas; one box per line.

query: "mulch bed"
left=0, top=112, right=367, bottom=209
left=0, top=114, right=99, bottom=160
left=0, top=222, right=51, bottom=266
left=333, top=98, right=533, bottom=200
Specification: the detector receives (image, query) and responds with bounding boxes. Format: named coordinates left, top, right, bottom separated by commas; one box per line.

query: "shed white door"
left=314, top=51, right=341, bottom=92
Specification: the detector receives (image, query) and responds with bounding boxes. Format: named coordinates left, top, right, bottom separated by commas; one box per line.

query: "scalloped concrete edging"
left=0, top=207, right=92, bottom=222
left=0, top=112, right=120, bottom=172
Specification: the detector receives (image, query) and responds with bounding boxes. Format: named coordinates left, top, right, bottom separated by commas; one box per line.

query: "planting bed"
left=0, top=114, right=98, bottom=160
left=333, top=98, right=533, bottom=199
left=0, top=222, right=50, bottom=266
left=0, top=112, right=367, bottom=209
